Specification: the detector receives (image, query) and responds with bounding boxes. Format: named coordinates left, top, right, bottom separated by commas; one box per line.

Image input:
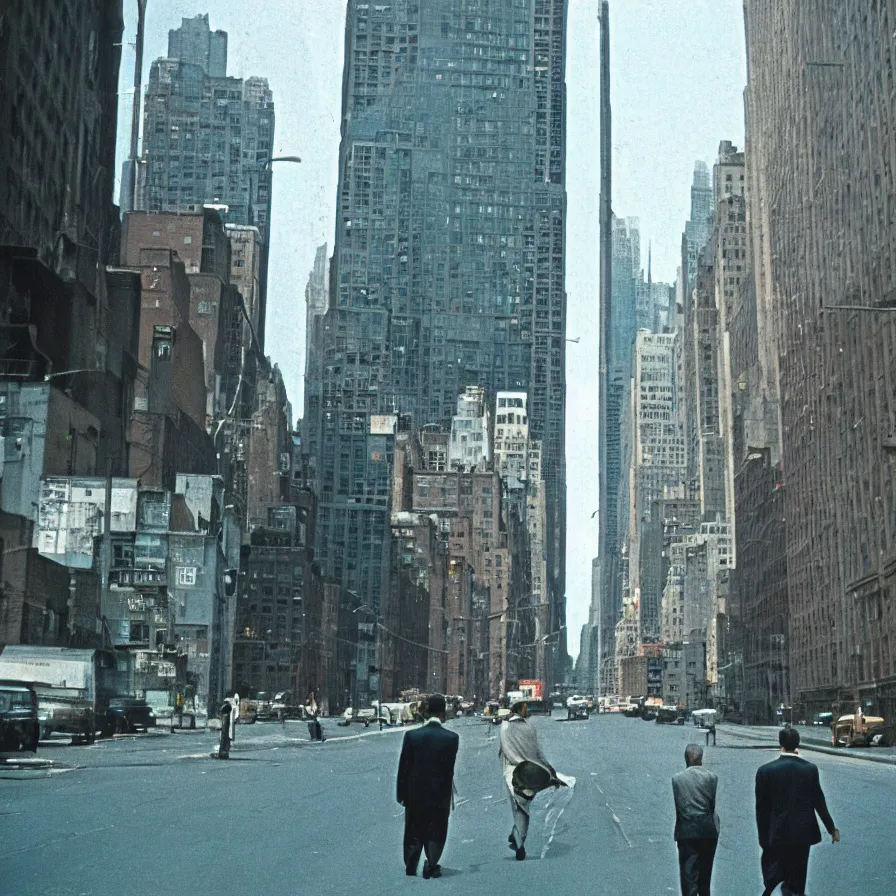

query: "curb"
left=218, top=721, right=413, bottom=753
left=0, top=756, right=56, bottom=769
left=720, top=727, right=896, bottom=766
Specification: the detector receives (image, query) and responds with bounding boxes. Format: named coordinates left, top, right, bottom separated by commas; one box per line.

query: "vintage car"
left=566, top=695, right=591, bottom=720
left=339, top=706, right=377, bottom=727
left=104, top=697, right=157, bottom=735
left=0, top=680, right=40, bottom=753
left=37, top=691, right=96, bottom=743
left=831, top=712, right=885, bottom=747
left=379, top=702, right=415, bottom=725
left=868, top=725, right=896, bottom=747
left=691, top=708, right=717, bottom=729
left=482, top=701, right=511, bottom=724
left=656, top=705, right=683, bottom=725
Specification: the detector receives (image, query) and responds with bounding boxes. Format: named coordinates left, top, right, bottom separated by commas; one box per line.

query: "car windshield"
left=0, top=690, right=32, bottom=711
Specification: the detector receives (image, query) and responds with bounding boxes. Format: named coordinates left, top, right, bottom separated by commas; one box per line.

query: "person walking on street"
left=499, top=701, right=564, bottom=861
left=755, top=727, right=840, bottom=896
left=396, top=694, right=459, bottom=879
left=671, top=744, right=719, bottom=896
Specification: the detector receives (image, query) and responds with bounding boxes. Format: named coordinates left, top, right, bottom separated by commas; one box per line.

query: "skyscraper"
left=596, top=0, right=613, bottom=693
left=305, top=1, right=568, bottom=663
left=744, top=0, right=896, bottom=721
left=138, top=14, right=275, bottom=346
left=682, top=161, right=713, bottom=295
left=598, top=213, right=639, bottom=688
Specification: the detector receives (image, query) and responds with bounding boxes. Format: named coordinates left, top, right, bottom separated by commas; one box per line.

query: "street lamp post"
left=354, top=604, right=384, bottom=731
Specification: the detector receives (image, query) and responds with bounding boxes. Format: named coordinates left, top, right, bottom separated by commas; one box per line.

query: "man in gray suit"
left=671, top=744, right=720, bottom=896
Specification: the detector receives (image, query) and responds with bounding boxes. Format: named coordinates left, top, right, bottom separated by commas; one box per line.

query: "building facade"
left=744, top=1, right=896, bottom=720
left=305, top=0, right=569, bottom=683
left=138, top=14, right=275, bottom=349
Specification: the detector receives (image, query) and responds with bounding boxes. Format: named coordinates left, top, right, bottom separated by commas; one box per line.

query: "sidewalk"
left=718, top=723, right=896, bottom=766
left=219, top=717, right=412, bottom=753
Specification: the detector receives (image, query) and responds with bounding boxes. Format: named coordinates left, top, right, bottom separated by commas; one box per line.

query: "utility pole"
left=377, top=618, right=384, bottom=731
left=99, top=457, right=113, bottom=645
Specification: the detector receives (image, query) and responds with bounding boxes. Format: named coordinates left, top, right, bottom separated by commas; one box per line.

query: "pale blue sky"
left=116, top=0, right=747, bottom=660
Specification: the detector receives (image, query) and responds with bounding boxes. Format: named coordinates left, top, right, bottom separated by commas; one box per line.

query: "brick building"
left=138, top=14, right=275, bottom=349
left=0, top=2, right=142, bottom=648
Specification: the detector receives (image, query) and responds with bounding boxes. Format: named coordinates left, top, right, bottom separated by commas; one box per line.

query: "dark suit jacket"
left=396, top=719, right=459, bottom=811
left=755, top=754, right=836, bottom=848
left=672, top=766, right=720, bottom=841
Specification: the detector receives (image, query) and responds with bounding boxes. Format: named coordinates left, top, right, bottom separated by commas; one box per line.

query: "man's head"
left=779, top=726, right=800, bottom=752
left=511, top=701, right=529, bottom=718
left=427, top=694, right=447, bottom=721
left=684, top=743, right=704, bottom=767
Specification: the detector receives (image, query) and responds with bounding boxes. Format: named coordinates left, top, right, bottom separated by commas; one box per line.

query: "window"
left=177, top=566, right=197, bottom=586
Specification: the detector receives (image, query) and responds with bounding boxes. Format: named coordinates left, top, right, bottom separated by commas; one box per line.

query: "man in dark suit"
left=755, top=727, right=840, bottom=896
left=671, top=744, right=720, bottom=896
left=396, top=694, right=460, bottom=879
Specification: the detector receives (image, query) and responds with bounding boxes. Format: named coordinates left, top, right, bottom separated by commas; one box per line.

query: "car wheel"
left=116, top=717, right=128, bottom=735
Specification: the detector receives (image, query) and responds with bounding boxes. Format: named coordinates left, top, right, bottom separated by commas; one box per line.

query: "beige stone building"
left=744, top=0, right=896, bottom=719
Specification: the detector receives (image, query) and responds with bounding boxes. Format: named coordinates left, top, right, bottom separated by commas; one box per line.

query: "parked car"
left=811, top=712, right=833, bottom=726
left=691, top=708, right=717, bottom=729
left=656, top=705, right=683, bottom=725
left=0, top=680, right=40, bottom=752
left=868, top=725, right=896, bottom=747
left=482, top=701, right=510, bottom=724
left=339, top=707, right=376, bottom=727
left=104, top=697, right=157, bottom=735
left=37, top=691, right=96, bottom=743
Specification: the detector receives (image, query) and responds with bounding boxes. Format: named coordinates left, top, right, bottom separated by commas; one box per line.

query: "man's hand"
left=831, top=828, right=840, bottom=843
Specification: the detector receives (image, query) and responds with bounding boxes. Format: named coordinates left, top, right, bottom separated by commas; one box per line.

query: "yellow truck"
left=831, top=711, right=885, bottom=747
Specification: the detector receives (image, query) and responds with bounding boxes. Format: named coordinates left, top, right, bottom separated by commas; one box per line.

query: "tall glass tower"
left=306, top=1, right=568, bottom=657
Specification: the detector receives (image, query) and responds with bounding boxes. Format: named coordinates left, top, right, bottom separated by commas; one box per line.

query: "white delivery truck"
left=0, top=646, right=118, bottom=743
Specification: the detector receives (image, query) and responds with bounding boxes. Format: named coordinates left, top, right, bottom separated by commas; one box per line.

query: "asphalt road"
left=3, top=715, right=895, bottom=895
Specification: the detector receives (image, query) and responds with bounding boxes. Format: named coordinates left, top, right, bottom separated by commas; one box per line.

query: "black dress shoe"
left=422, top=860, right=432, bottom=879
left=430, top=865, right=442, bottom=879
left=405, top=869, right=417, bottom=877
left=515, top=845, right=526, bottom=861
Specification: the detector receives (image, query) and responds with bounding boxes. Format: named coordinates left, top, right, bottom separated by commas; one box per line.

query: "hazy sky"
left=116, top=0, right=746, bottom=660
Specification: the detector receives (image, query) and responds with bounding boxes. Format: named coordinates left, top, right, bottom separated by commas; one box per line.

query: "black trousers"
left=677, top=837, right=717, bottom=896
left=403, top=805, right=450, bottom=873
left=761, top=845, right=811, bottom=896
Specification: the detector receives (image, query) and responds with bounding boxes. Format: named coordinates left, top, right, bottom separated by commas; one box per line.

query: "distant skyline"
left=114, top=0, right=747, bottom=658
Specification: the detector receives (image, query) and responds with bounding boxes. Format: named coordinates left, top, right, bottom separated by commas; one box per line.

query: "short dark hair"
left=779, top=727, right=800, bottom=751
left=427, top=694, right=447, bottom=717
left=684, top=743, right=703, bottom=766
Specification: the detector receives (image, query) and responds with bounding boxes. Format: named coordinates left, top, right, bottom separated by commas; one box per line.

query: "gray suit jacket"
left=672, top=766, right=720, bottom=841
